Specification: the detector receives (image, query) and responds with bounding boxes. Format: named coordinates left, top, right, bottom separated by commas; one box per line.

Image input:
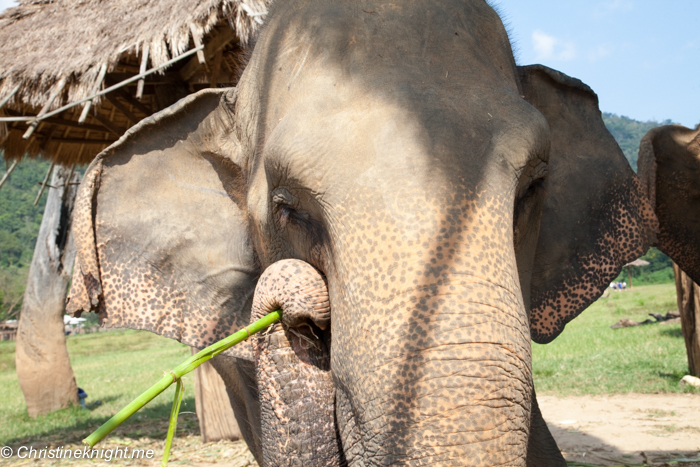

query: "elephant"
left=67, top=0, right=662, bottom=465
left=638, top=124, right=700, bottom=285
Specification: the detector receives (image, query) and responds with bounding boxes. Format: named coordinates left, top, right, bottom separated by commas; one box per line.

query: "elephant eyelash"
left=277, top=204, right=310, bottom=229
left=521, top=177, right=545, bottom=199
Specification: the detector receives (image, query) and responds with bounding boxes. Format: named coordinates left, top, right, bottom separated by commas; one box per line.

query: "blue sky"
left=495, top=0, right=699, bottom=127
left=1, top=0, right=697, bottom=126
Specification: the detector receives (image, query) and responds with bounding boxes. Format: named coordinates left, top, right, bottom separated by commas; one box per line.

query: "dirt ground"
left=540, top=393, right=700, bottom=466
left=5, top=394, right=700, bottom=466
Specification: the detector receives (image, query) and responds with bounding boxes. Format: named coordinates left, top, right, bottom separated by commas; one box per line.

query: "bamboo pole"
left=79, top=63, right=108, bottom=124
left=189, top=24, right=207, bottom=65
left=240, top=4, right=267, bottom=25
left=0, top=159, right=19, bottom=190
left=83, top=310, right=282, bottom=448
left=23, top=77, right=68, bottom=140
left=136, top=45, right=150, bottom=100
left=0, top=46, right=204, bottom=124
left=0, top=84, right=21, bottom=110
left=33, top=161, right=55, bottom=206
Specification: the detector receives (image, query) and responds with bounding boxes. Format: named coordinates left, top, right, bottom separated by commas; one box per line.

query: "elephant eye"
left=272, top=188, right=310, bottom=228
left=278, top=204, right=311, bottom=227
left=516, top=159, right=548, bottom=201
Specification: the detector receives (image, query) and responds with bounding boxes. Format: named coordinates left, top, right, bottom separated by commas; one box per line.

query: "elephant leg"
left=251, top=260, right=343, bottom=467
left=526, top=389, right=567, bottom=467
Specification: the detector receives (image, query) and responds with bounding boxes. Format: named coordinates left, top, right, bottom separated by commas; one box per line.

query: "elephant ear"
left=67, top=88, right=258, bottom=359
left=638, top=124, right=700, bottom=284
left=518, top=65, right=657, bottom=344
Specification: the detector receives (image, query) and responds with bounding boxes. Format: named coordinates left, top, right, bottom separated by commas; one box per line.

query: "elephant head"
left=68, top=0, right=658, bottom=464
left=638, top=124, right=700, bottom=284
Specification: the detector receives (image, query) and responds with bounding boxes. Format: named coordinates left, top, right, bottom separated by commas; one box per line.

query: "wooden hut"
left=0, top=0, right=264, bottom=436
left=0, top=0, right=267, bottom=168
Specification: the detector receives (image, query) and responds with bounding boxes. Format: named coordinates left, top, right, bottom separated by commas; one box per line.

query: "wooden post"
left=191, top=348, right=242, bottom=442
left=627, top=266, right=633, bottom=289
left=210, top=50, right=223, bottom=88
left=16, top=165, right=81, bottom=417
left=673, top=263, right=700, bottom=377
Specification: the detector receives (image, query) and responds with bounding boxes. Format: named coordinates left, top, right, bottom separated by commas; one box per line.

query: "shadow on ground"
left=549, top=422, right=700, bottom=466
left=4, top=396, right=199, bottom=449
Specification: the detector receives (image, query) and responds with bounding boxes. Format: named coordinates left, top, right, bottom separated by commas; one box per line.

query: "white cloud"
left=532, top=30, right=576, bottom=61
left=588, top=44, right=614, bottom=62
left=594, top=0, right=634, bottom=17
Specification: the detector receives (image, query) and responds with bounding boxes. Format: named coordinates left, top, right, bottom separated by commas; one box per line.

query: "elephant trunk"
left=332, top=267, right=533, bottom=464
left=333, top=286, right=531, bottom=467
left=251, top=260, right=343, bottom=466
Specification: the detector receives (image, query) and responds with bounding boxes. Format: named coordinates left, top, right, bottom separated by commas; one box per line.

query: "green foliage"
left=0, top=158, right=49, bottom=267
left=613, top=247, right=675, bottom=286
left=0, top=158, right=50, bottom=320
left=602, top=112, right=673, bottom=171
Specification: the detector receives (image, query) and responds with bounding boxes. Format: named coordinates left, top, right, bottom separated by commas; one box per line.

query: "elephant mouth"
left=285, top=320, right=333, bottom=372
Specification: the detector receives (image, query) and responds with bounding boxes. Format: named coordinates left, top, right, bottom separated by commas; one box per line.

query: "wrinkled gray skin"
left=68, top=0, right=659, bottom=465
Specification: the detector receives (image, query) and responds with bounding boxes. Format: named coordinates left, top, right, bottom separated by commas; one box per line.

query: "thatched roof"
left=0, top=0, right=269, bottom=166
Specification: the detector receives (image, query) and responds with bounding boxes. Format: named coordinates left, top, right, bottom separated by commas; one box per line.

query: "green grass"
left=0, top=329, right=196, bottom=447
left=533, top=283, right=698, bottom=395
left=1, top=284, right=696, bottom=449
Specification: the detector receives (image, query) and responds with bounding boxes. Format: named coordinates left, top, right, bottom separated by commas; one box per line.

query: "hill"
left=602, top=112, right=673, bottom=172
left=0, top=113, right=677, bottom=319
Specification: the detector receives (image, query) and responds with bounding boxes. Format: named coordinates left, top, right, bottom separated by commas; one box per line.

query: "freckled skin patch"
left=67, top=89, right=259, bottom=360
left=520, top=65, right=657, bottom=344
left=529, top=177, right=657, bottom=343
left=638, top=125, right=700, bottom=284
left=312, top=186, right=533, bottom=466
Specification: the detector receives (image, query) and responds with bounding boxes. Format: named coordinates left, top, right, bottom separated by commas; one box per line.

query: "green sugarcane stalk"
left=162, top=378, right=184, bottom=466
left=83, top=310, right=282, bottom=448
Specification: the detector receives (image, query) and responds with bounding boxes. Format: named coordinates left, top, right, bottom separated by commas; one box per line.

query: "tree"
left=15, top=165, right=80, bottom=417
